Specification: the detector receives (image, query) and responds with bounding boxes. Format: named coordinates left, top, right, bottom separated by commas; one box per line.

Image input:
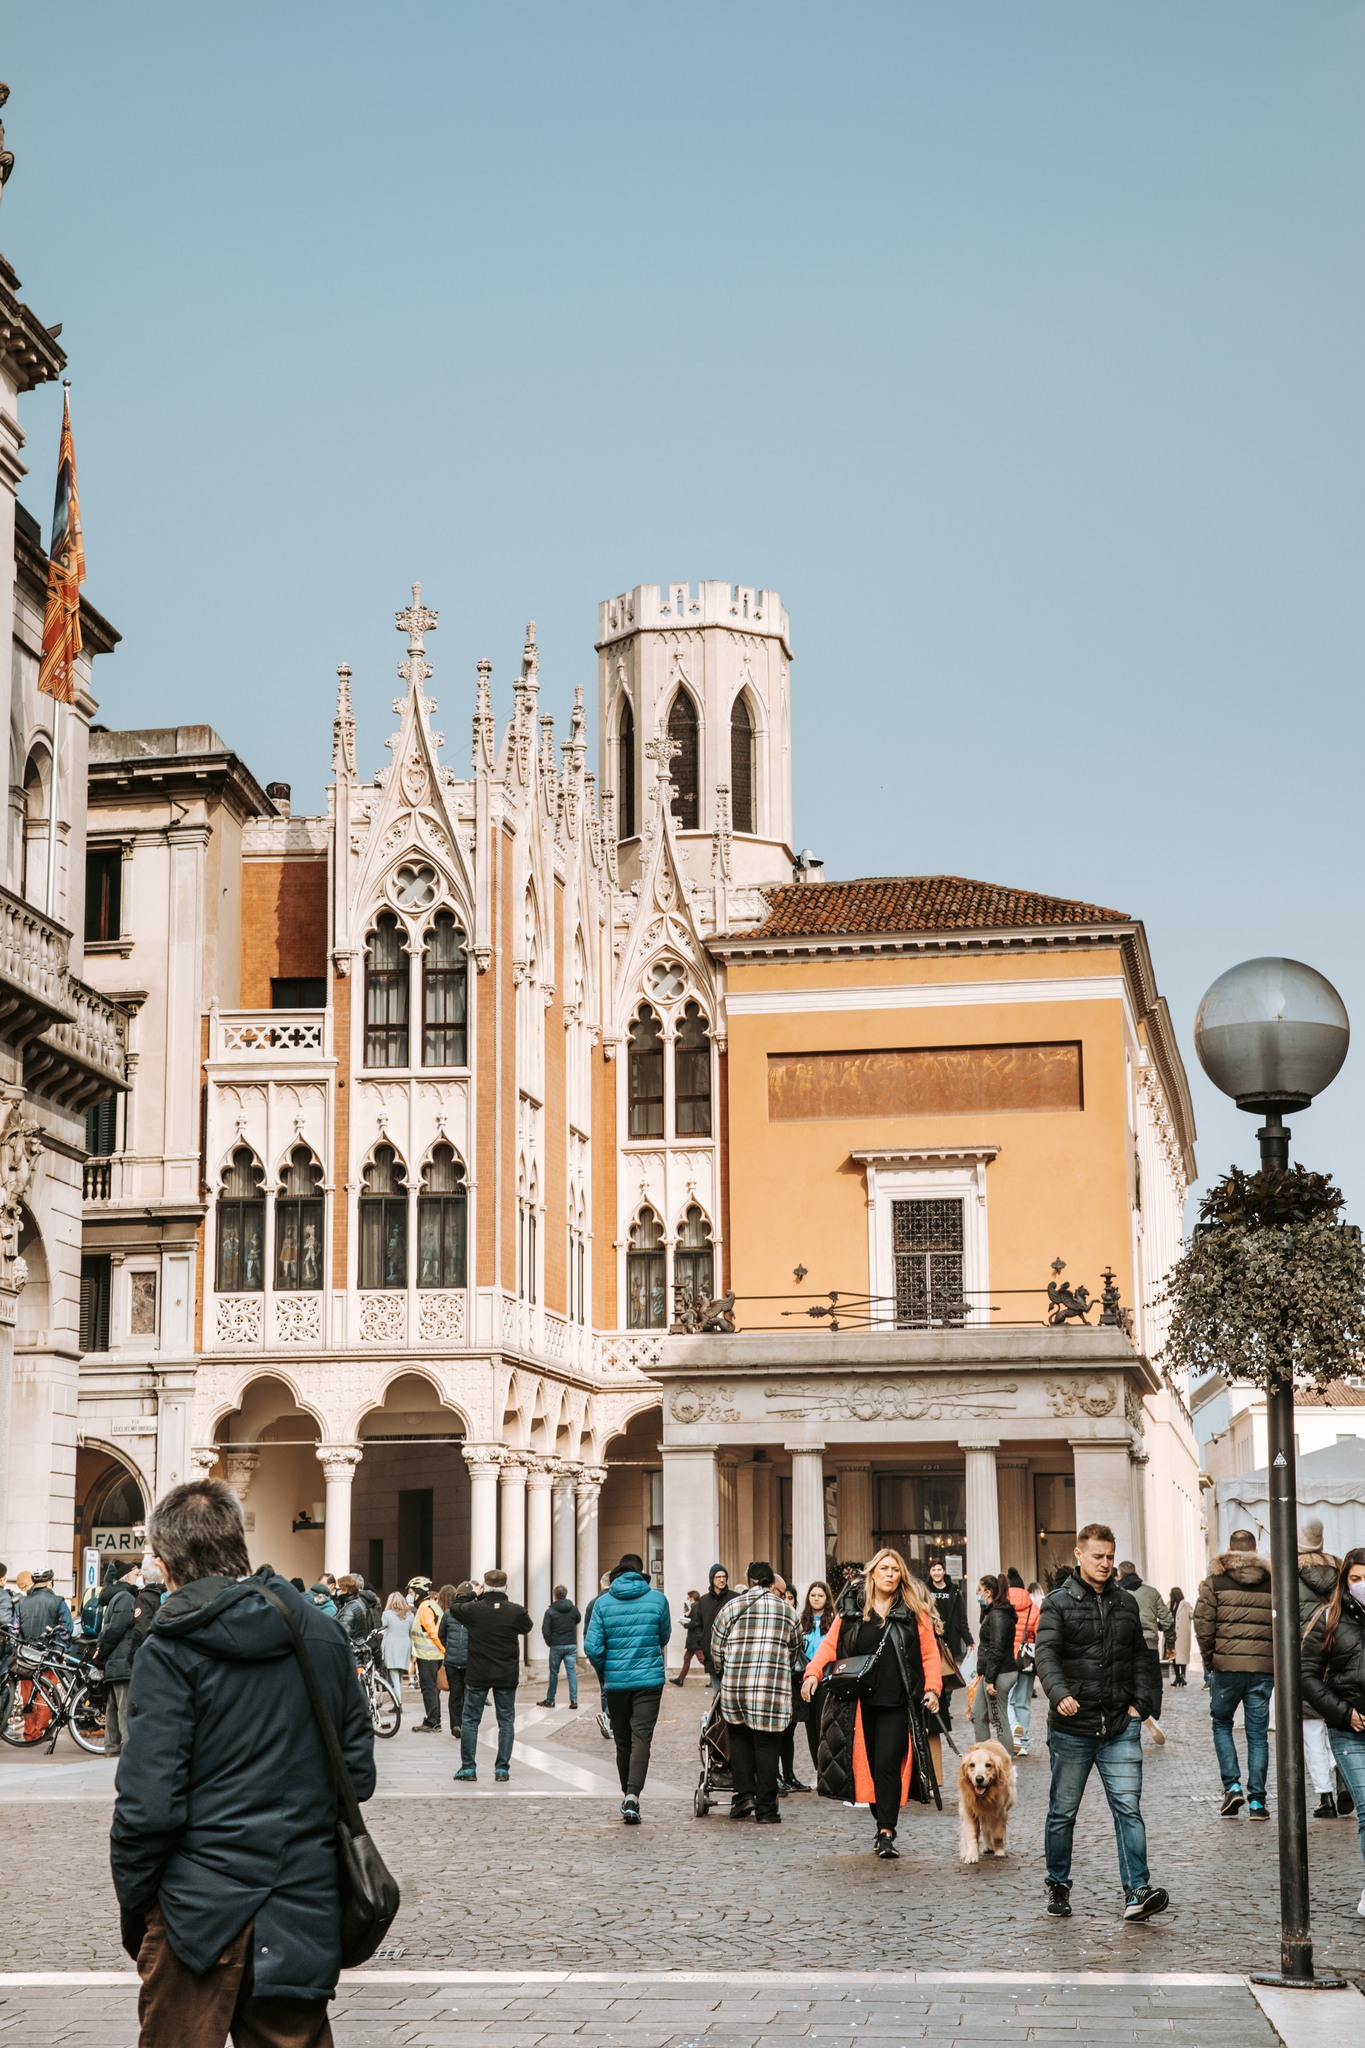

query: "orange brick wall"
left=240, top=860, right=328, bottom=1006
left=593, top=1040, right=617, bottom=1328
left=194, top=1012, right=209, bottom=1351
left=500, top=837, right=517, bottom=1288
left=544, top=880, right=567, bottom=1313
left=717, top=1048, right=730, bottom=1292
left=475, top=826, right=499, bottom=1287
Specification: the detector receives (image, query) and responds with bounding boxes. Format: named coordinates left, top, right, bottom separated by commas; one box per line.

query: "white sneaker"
left=1357, top=1886, right=1365, bottom=1919
left=1146, top=1719, right=1166, bottom=1746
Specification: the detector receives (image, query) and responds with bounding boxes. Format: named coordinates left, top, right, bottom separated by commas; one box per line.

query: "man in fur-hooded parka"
left=1194, top=1531, right=1273, bottom=1674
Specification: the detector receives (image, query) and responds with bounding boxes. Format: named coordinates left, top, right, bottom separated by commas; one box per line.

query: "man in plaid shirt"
left=711, top=1562, right=801, bottom=1823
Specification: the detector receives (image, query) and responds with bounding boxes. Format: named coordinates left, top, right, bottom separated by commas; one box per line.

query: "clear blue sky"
left=5, top=3, right=1364, bottom=1219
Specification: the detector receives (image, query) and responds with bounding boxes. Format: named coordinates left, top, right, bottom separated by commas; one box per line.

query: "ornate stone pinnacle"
left=644, top=724, right=682, bottom=774
left=395, top=582, right=439, bottom=653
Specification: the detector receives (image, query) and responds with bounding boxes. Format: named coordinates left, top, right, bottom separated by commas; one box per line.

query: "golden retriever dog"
left=957, top=1739, right=1016, bottom=1864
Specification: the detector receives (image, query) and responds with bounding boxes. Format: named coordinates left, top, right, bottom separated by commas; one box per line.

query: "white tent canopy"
left=1215, top=1435, right=1365, bottom=1557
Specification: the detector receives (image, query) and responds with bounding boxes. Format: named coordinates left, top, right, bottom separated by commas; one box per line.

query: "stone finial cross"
left=396, top=582, right=439, bottom=653
left=644, top=725, right=681, bottom=777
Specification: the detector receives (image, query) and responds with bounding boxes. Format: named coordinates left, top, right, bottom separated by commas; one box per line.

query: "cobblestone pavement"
left=2, top=1679, right=1365, bottom=2040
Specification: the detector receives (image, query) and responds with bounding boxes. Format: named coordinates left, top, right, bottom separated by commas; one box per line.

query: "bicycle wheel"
left=0, top=1677, right=54, bottom=1747
left=68, top=1681, right=109, bottom=1755
left=369, top=1673, right=402, bottom=1738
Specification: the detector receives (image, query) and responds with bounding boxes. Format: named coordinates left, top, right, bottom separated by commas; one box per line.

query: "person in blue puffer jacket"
left=584, top=1554, right=672, bottom=1826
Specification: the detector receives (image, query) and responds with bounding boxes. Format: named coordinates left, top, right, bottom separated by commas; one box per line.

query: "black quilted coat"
left=1034, top=1571, right=1154, bottom=1740
left=1303, top=1602, right=1365, bottom=1729
left=814, top=1607, right=940, bottom=1809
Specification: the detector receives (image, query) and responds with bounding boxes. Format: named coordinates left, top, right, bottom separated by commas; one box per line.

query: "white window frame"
left=853, top=1147, right=998, bottom=1331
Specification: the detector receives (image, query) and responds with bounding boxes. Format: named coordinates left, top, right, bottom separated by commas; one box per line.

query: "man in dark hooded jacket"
left=688, top=1565, right=734, bottom=1688
left=95, top=1561, right=142, bottom=1758
left=109, top=1477, right=375, bottom=2047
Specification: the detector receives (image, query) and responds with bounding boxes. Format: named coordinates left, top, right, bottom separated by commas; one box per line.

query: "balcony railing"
left=210, top=1009, right=329, bottom=1059
left=0, top=884, right=129, bottom=1109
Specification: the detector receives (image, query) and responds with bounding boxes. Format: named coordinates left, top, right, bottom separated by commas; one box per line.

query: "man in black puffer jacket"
left=110, top=1478, right=375, bottom=2045
left=1034, top=1522, right=1167, bottom=1926
left=95, top=1561, right=142, bottom=1758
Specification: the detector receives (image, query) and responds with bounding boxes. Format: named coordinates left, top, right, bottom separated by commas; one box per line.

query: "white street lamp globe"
left=1194, top=957, right=1350, bottom=1113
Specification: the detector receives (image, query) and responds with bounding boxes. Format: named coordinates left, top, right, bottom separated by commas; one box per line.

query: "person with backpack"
left=1297, top=1520, right=1345, bottom=1819
left=96, top=1561, right=142, bottom=1758
left=1116, top=1564, right=1173, bottom=1747
left=1005, top=1576, right=1044, bottom=1755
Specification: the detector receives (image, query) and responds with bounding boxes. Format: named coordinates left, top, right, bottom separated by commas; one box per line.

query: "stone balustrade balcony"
left=0, top=884, right=129, bottom=1109
left=209, top=1009, right=331, bottom=1061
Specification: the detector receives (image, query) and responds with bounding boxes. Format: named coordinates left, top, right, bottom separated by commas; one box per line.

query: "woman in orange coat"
left=802, top=1548, right=941, bottom=1858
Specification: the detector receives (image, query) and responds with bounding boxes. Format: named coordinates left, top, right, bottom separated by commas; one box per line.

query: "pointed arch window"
left=667, top=691, right=700, bottom=830
left=216, top=1148, right=265, bottom=1293
left=275, top=1146, right=324, bottom=1291
left=418, top=1144, right=467, bottom=1289
left=364, top=913, right=409, bottom=1068
left=627, top=1007, right=664, bottom=1138
left=422, top=911, right=468, bottom=1067
left=627, top=1207, right=666, bottom=1329
left=675, top=1203, right=714, bottom=1306
left=617, top=699, right=636, bottom=839
left=674, top=1001, right=712, bottom=1136
left=360, top=1145, right=408, bottom=1290
left=730, top=695, right=755, bottom=835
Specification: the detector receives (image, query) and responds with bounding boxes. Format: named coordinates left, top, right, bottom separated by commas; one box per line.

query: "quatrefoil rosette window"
left=647, top=958, right=686, bottom=1004
left=387, top=862, right=440, bottom=913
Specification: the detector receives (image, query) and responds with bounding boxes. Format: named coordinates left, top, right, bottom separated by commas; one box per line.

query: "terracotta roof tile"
left=1293, top=1384, right=1365, bottom=1408
left=719, top=874, right=1131, bottom=943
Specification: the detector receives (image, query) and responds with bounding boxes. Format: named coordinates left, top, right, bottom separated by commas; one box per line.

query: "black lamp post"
left=1194, top=956, right=1350, bottom=1987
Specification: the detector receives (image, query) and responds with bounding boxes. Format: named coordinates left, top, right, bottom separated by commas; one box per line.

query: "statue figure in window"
left=301, top=1221, right=320, bottom=1289
left=243, top=1226, right=262, bottom=1291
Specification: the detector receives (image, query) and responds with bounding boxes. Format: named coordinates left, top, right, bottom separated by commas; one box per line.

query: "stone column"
left=717, top=1451, right=741, bottom=1575
left=751, top=1456, right=776, bottom=1569
left=575, top=1465, right=606, bottom=1610
left=551, top=1466, right=578, bottom=1607
left=787, top=1443, right=827, bottom=1601
left=963, top=1440, right=1001, bottom=1596
left=499, top=1455, right=528, bottom=1606
left=834, top=1462, right=873, bottom=1569
left=463, top=1445, right=503, bottom=1581
left=525, top=1459, right=554, bottom=1672
left=662, top=1444, right=718, bottom=1669
left=1129, top=1452, right=1151, bottom=1579
left=996, top=1457, right=1033, bottom=1583
left=316, top=1444, right=362, bottom=1580
left=1070, top=1440, right=1135, bottom=1566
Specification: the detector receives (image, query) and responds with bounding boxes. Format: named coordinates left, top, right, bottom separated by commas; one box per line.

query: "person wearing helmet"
left=408, top=1577, right=444, bottom=1732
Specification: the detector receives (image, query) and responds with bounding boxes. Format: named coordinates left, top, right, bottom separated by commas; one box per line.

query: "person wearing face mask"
left=1303, top=1547, right=1365, bottom=1913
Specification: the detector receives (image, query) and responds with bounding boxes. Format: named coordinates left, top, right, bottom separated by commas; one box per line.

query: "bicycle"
left=0, top=1628, right=109, bottom=1754
left=355, top=1632, right=401, bottom=1738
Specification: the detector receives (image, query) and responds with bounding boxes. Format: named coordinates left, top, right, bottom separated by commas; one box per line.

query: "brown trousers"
left=137, top=1908, right=334, bottom=2048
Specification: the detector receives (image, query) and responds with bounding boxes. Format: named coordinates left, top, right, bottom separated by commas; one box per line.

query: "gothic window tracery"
left=216, top=1148, right=265, bottom=1294
left=518, top=1164, right=539, bottom=1305
left=364, top=913, right=409, bottom=1068
left=275, top=1146, right=324, bottom=1292
left=360, top=1144, right=408, bottom=1290
left=667, top=691, right=700, bottom=830
left=617, top=699, right=636, bottom=838
left=627, top=1206, right=666, bottom=1330
left=674, top=1001, right=712, bottom=1136
left=627, top=1007, right=664, bottom=1138
left=675, top=1203, right=714, bottom=1305
left=422, top=911, right=468, bottom=1066
left=417, top=1144, right=467, bottom=1290
left=730, top=694, right=755, bottom=834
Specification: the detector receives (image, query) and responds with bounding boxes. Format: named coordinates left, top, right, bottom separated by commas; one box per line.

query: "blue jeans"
left=460, top=1684, right=517, bottom=1771
left=1328, top=1726, right=1365, bottom=1868
left=1009, top=1670, right=1034, bottom=1743
left=1046, top=1717, right=1149, bottom=1894
left=1207, top=1670, right=1273, bottom=1804
left=545, top=1645, right=578, bottom=1705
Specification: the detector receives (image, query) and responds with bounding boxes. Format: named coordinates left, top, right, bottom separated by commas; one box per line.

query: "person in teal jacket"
left=584, top=1555, right=672, bottom=1826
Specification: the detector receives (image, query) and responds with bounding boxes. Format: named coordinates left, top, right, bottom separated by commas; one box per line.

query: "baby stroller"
left=692, top=1690, right=734, bottom=1816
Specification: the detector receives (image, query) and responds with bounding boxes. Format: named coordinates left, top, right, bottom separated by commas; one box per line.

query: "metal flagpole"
left=45, top=694, right=60, bottom=918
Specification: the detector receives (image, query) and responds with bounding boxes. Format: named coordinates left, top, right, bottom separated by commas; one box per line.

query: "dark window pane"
left=85, top=1098, right=116, bottom=1157
left=84, top=848, right=122, bottom=944
left=675, top=1003, right=711, bottom=1136
left=627, top=1251, right=666, bottom=1329
left=417, top=1193, right=466, bottom=1288
left=361, top=1197, right=407, bottom=1289
left=80, top=1255, right=111, bottom=1352
left=618, top=701, right=636, bottom=839
left=628, top=1009, right=664, bottom=1139
left=275, top=1198, right=324, bottom=1289
left=271, top=977, right=327, bottom=1010
left=364, top=914, right=409, bottom=1067
left=667, top=692, right=699, bottom=831
left=422, top=914, right=468, bottom=1066
left=892, top=1197, right=965, bottom=1328
left=730, top=696, right=754, bottom=835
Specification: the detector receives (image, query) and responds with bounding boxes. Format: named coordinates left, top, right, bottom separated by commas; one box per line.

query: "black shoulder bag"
left=821, top=1614, right=891, bottom=1700
left=257, top=1583, right=400, bottom=1967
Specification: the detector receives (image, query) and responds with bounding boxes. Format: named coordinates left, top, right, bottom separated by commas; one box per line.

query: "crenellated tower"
left=596, top=581, right=793, bottom=893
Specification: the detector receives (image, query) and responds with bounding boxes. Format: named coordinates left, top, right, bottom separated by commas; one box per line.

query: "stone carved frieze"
left=418, top=1290, right=466, bottom=1346
left=359, top=1292, right=406, bottom=1345
left=0, top=1098, right=40, bottom=1284
left=1044, top=1377, right=1117, bottom=1419
left=214, top=1294, right=264, bottom=1347
left=668, top=1383, right=741, bottom=1425
left=272, top=1293, right=323, bottom=1345
left=765, top=1378, right=1019, bottom=1424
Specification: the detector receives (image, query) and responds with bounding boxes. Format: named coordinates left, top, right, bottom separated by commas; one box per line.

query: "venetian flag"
left=37, top=385, right=87, bottom=703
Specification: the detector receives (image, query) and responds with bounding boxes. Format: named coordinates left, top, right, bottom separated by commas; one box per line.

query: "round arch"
left=74, top=1441, right=150, bottom=1587
left=351, top=1370, right=473, bottom=1594
left=597, top=1401, right=665, bottom=1588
